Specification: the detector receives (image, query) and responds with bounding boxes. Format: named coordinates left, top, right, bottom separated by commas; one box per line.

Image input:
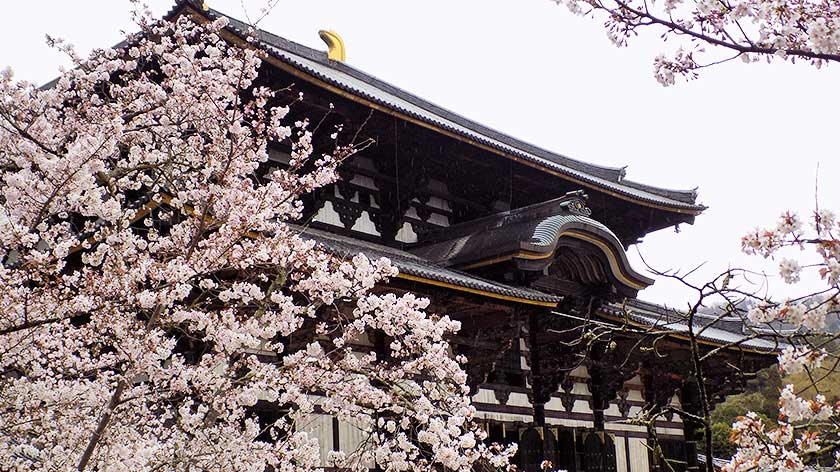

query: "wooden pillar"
left=527, top=310, right=546, bottom=426
left=590, top=382, right=607, bottom=432
left=587, top=362, right=613, bottom=433
left=642, top=364, right=682, bottom=472
left=680, top=382, right=703, bottom=472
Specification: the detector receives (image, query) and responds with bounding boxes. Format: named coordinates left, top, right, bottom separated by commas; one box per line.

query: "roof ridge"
left=202, top=6, right=629, bottom=184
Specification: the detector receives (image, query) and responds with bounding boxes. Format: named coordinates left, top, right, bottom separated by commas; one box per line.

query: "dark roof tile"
left=296, top=225, right=561, bottom=305
left=174, top=2, right=706, bottom=213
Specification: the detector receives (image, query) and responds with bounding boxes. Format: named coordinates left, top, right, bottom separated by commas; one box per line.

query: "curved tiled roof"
left=531, top=214, right=618, bottom=247
left=601, top=299, right=784, bottom=354
left=169, top=1, right=706, bottom=214
left=296, top=226, right=561, bottom=306
left=410, top=194, right=653, bottom=297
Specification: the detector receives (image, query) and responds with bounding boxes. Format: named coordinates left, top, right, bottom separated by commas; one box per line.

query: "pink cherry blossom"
left=0, top=10, right=512, bottom=472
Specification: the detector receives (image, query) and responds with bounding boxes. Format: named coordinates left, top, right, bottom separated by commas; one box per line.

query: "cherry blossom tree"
left=720, top=212, right=840, bottom=471
left=0, top=10, right=513, bottom=472
left=584, top=209, right=840, bottom=471
left=548, top=0, right=840, bottom=84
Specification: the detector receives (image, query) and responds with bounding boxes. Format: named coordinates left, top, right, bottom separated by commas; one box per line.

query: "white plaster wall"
left=337, top=418, right=374, bottom=468
left=570, top=365, right=588, bottom=377
left=395, top=221, right=418, bottom=243
left=295, top=413, right=333, bottom=465
left=473, top=388, right=499, bottom=405
left=427, top=212, right=450, bottom=226
left=605, top=423, right=647, bottom=435
left=615, top=436, right=629, bottom=472
left=474, top=411, right=533, bottom=423
left=545, top=417, right=593, bottom=428
left=544, top=397, right=565, bottom=412
left=350, top=174, right=377, bottom=190
left=626, top=389, right=645, bottom=402
left=655, top=427, right=684, bottom=436
left=426, top=195, right=451, bottom=211
left=351, top=211, right=379, bottom=236
left=629, top=437, right=651, bottom=472
left=473, top=389, right=532, bottom=408
left=268, top=149, right=292, bottom=164
left=313, top=200, right=342, bottom=227
left=571, top=382, right=591, bottom=396
left=604, top=403, right=622, bottom=417
left=508, top=392, right=532, bottom=408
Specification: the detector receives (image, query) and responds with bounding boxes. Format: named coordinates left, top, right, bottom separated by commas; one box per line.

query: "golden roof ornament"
left=318, top=30, right=346, bottom=62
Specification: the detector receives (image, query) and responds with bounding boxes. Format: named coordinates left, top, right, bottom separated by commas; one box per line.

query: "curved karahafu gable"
left=410, top=191, right=653, bottom=299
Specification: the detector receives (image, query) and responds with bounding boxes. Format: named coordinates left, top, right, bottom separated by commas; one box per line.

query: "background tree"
left=0, top=11, right=513, bottom=472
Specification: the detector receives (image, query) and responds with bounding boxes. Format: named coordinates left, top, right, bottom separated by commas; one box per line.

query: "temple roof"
left=601, top=299, right=785, bottom=353
left=410, top=192, right=654, bottom=297
left=302, top=224, right=779, bottom=354
left=170, top=1, right=706, bottom=215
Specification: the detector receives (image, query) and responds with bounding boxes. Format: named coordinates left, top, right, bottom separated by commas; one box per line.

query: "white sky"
left=3, top=0, right=839, bottom=309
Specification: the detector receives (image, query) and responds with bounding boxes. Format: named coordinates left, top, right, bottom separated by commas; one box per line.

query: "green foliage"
left=709, top=362, right=840, bottom=459
left=709, top=368, right=783, bottom=458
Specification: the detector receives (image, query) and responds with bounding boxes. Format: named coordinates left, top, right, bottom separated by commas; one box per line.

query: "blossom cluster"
left=725, top=385, right=837, bottom=472
left=0, top=10, right=511, bottom=472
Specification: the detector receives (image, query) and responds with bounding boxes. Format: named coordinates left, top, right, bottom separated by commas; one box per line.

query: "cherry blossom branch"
left=551, top=0, right=840, bottom=84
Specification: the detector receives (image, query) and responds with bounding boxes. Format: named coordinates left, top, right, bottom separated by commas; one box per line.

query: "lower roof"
left=298, top=227, right=779, bottom=355
left=600, top=300, right=784, bottom=353
left=297, top=226, right=562, bottom=307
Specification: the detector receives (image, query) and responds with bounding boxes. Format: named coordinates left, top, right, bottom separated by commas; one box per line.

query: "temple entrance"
left=652, top=438, right=688, bottom=472
left=482, top=422, right=619, bottom=472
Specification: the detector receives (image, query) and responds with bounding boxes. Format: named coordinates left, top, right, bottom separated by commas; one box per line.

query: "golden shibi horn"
left=319, top=30, right=346, bottom=62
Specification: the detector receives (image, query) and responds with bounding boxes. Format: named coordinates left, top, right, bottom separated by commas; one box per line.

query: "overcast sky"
left=4, top=0, right=839, bottom=308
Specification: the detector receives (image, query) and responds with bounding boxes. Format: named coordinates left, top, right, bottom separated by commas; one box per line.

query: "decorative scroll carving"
left=524, top=311, right=586, bottom=415
left=335, top=171, right=356, bottom=200
left=558, top=376, right=576, bottom=412
left=493, top=386, right=513, bottom=405
left=616, top=388, right=631, bottom=418
left=410, top=220, right=441, bottom=240
left=332, top=199, right=363, bottom=229
left=532, top=343, right=580, bottom=406
left=588, top=358, right=636, bottom=414
left=371, top=148, right=430, bottom=242
left=414, top=201, right=433, bottom=222
left=561, top=191, right=593, bottom=217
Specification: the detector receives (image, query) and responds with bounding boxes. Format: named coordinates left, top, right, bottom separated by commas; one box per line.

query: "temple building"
left=171, top=3, right=780, bottom=471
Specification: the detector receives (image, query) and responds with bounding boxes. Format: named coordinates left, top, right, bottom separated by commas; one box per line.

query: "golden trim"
left=179, top=5, right=702, bottom=216
left=460, top=254, right=516, bottom=270
left=395, top=273, right=558, bottom=307
left=458, top=249, right=555, bottom=270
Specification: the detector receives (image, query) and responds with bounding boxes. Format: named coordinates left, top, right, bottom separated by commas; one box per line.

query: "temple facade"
left=171, top=3, right=780, bottom=471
